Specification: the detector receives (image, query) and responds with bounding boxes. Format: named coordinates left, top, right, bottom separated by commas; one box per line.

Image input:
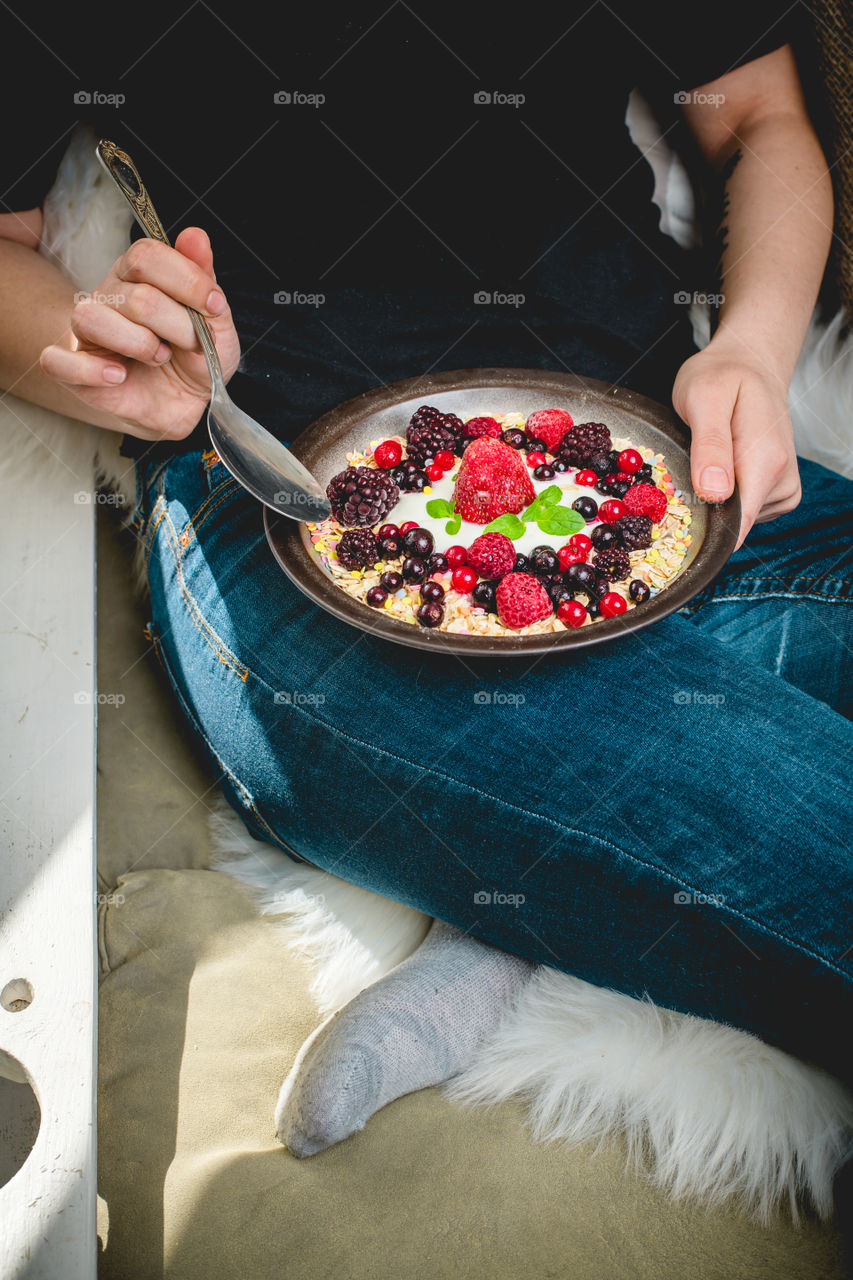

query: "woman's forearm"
left=707, top=110, right=833, bottom=383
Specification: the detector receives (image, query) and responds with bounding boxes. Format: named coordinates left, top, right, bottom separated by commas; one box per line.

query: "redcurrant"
left=568, top=533, right=593, bottom=557
left=558, top=545, right=585, bottom=571
left=599, top=592, right=628, bottom=618
left=526, top=452, right=547, bottom=468
left=426, top=463, right=444, bottom=482
left=434, top=450, right=455, bottom=471
left=445, top=545, right=468, bottom=569
left=399, top=521, right=419, bottom=536
left=373, top=440, right=402, bottom=469
left=557, top=599, right=587, bottom=628
left=451, top=566, right=477, bottom=593
left=598, top=500, right=627, bottom=524
left=574, top=469, right=598, bottom=487
left=617, top=448, right=643, bottom=475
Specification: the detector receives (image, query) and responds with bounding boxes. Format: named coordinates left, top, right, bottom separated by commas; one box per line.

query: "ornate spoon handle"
left=95, top=139, right=222, bottom=382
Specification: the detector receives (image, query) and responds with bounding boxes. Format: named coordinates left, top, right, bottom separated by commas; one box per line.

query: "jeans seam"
left=181, top=480, right=242, bottom=550
left=155, top=510, right=249, bottom=681
left=242, top=662, right=850, bottom=985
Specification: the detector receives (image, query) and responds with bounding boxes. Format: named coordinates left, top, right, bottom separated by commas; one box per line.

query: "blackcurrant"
left=377, top=535, right=403, bottom=559
left=502, top=428, right=526, bottom=449
left=629, top=579, right=651, bottom=603
left=591, top=524, right=622, bottom=550
left=513, top=553, right=530, bottom=573
left=564, top=561, right=597, bottom=591
left=402, top=527, right=434, bottom=558
left=420, top=580, right=445, bottom=603
left=572, top=496, right=598, bottom=521
left=529, top=545, right=560, bottom=575
left=416, top=601, right=444, bottom=627
left=471, top=579, right=498, bottom=612
left=533, top=464, right=556, bottom=481
left=380, top=571, right=403, bottom=590
left=365, top=586, right=387, bottom=607
left=526, top=436, right=547, bottom=453
left=428, top=552, right=449, bottom=574
left=553, top=458, right=570, bottom=472
left=401, top=556, right=428, bottom=583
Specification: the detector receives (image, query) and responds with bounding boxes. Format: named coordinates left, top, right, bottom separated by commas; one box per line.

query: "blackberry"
left=336, top=528, right=379, bottom=570
left=437, top=412, right=465, bottom=438
left=593, top=547, right=631, bottom=581
left=617, top=514, right=653, bottom=551
left=406, top=421, right=458, bottom=467
left=561, top=422, right=612, bottom=465
left=635, top=463, right=653, bottom=483
left=327, top=467, right=399, bottom=527
left=585, top=451, right=612, bottom=477
left=408, top=404, right=442, bottom=432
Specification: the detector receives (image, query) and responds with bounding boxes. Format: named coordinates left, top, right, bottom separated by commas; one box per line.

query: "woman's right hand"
left=39, top=226, right=241, bottom=441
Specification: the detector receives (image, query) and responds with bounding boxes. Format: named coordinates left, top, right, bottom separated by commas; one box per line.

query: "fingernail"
left=699, top=465, right=729, bottom=495
left=154, top=342, right=171, bottom=363
left=104, top=365, right=126, bottom=384
left=206, top=289, right=225, bottom=315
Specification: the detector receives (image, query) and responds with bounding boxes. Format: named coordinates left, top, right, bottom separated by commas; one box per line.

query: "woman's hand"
left=672, top=334, right=801, bottom=548
left=39, top=227, right=240, bottom=442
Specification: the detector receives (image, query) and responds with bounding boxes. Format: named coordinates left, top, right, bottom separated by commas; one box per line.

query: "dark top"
left=1, top=2, right=795, bottom=456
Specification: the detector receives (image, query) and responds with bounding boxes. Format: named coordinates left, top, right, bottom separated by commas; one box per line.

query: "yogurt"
left=388, top=468, right=604, bottom=557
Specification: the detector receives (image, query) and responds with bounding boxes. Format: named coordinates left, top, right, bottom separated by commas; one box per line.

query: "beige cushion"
left=96, top=512, right=847, bottom=1278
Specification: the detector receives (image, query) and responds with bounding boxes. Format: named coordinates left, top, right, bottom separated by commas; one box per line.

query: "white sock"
left=275, top=919, right=536, bottom=1156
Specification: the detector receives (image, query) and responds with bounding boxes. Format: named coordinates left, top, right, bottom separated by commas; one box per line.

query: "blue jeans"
left=131, top=449, right=853, bottom=1085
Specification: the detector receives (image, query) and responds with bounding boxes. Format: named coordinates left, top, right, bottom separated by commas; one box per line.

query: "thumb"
left=680, top=383, right=737, bottom=503
left=174, top=226, right=216, bottom=280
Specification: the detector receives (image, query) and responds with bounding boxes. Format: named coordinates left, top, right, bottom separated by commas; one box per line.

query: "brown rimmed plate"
left=263, top=368, right=739, bottom=656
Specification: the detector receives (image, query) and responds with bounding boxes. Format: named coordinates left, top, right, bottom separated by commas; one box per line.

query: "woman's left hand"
left=672, top=334, right=801, bottom=548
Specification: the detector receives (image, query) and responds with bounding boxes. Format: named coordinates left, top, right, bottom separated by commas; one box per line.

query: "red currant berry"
left=427, top=463, right=444, bottom=482
left=373, top=439, right=402, bottom=469
left=377, top=523, right=400, bottom=540
left=399, top=521, right=419, bottom=536
left=526, top=451, right=547, bottom=468
left=434, top=450, right=455, bottom=471
left=568, top=533, right=593, bottom=557
left=558, top=545, right=585, bottom=571
left=574, top=469, right=598, bottom=487
left=445, top=545, right=468, bottom=569
left=598, top=499, right=627, bottom=524
left=557, top=599, right=587, bottom=628
left=617, top=448, right=643, bottom=474
left=599, top=592, right=628, bottom=618
left=451, top=566, right=477, bottom=593
left=613, top=472, right=632, bottom=483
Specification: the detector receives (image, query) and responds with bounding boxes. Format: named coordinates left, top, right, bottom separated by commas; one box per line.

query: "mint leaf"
left=445, top=514, right=462, bottom=535
left=536, top=507, right=585, bottom=536
left=483, top=513, right=526, bottom=540
left=426, top=497, right=454, bottom=519
left=538, top=485, right=562, bottom=507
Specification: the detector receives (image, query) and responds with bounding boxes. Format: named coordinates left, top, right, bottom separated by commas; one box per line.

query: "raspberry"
left=336, top=528, right=379, bottom=570
left=560, top=422, right=612, bottom=465
left=453, top=437, right=535, bottom=525
left=464, top=416, right=503, bottom=439
left=624, top=483, right=668, bottom=523
left=327, top=466, right=399, bottom=527
left=616, top=514, right=653, bottom=550
left=524, top=408, right=574, bottom=453
left=592, top=547, right=631, bottom=581
left=466, top=532, right=516, bottom=578
left=496, top=573, right=553, bottom=630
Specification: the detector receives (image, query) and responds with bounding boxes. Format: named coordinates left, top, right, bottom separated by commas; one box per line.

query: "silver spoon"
left=96, top=139, right=331, bottom=521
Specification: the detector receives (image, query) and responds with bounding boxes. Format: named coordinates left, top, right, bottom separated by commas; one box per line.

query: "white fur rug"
left=3, top=118, right=852, bottom=1227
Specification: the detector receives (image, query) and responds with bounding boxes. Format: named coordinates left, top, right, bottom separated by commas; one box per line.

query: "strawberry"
left=624, top=482, right=668, bottom=523
left=467, top=532, right=516, bottom=578
left=452, top=437, right=535, bottom=525
left=524, top=408, right=574, bottom=453
left=464, top=415, right=503, bottom=439
left=496, top=573, right=553, bottom=630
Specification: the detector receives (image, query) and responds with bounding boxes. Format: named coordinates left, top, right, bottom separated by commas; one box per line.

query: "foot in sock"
left=275, top=919, right=537, bottom=1157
